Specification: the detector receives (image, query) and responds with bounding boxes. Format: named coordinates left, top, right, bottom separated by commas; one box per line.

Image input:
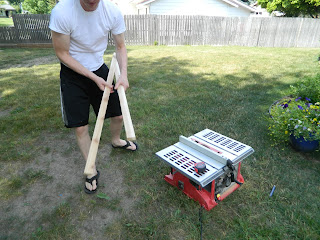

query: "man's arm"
left=51, top=30, right=110, bottom=91
left=112, top=33, right=129, bottom=91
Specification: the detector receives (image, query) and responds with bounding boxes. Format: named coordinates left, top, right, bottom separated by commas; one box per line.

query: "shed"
left=0, top=4, right=16, bottom=17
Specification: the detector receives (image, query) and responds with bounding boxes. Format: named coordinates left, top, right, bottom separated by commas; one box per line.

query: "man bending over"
left=49, top=0, right=137, bottom=194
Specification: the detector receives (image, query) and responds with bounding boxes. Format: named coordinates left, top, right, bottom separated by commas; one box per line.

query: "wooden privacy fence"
left=0, top=14, right=320, bottom=47
left=125, top=15, right=320, bottom=47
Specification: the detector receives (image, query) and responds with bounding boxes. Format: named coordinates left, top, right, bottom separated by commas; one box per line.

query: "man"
left=49, top=0, right=137, bottom=194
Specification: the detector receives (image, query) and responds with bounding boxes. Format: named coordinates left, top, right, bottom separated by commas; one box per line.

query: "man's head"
left=80, top=0, right=100, bottom=11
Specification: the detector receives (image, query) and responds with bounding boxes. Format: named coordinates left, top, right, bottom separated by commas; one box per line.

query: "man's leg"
left=110, top=116, right=137, bottom=150
left=75, top=124, right=98, bottom=191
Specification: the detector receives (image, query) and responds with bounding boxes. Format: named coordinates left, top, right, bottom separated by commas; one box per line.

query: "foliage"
left=290, top=74, right=320, bottom=103
left=269, top=97, right=320, bottom=143
left=7, top=0, right=23, bottom=5
left=6, top=0, right=23, bottom=13
left=258, top=0, right=320, bottom=18
left=241, top=0, right=256, bottom=4
left=22, top=0, right=55, bottom=14
left=9, top=4, right=21, bottom=13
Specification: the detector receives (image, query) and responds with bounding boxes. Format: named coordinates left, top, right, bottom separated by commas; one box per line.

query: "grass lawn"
left=0, top=17, right=14, bottom=27
left=0, top=45, right=319, bottom=239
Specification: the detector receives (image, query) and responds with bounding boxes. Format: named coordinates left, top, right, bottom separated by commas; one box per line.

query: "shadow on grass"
left=127, top=55, right=311, bottom=147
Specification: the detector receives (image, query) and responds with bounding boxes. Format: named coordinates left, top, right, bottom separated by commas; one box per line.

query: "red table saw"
left=156, top=129, right=254, bottom=211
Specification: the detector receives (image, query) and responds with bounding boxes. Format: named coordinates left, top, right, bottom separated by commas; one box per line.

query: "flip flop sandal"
left=84, top=170, right=100, bottom=194
left=112, top=140, right=138, bottom=152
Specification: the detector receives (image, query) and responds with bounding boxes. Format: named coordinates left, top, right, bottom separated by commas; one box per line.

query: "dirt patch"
left=0, top=132, right=137, bottom=240
left=1, top=55, right=59, bottom=69
left=0, top=108, right=12, bottom=118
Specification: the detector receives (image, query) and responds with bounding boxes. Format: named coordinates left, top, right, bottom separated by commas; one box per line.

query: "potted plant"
left=268, top=97, right=320, bottom=152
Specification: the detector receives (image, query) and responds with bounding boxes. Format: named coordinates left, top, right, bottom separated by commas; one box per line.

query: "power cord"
left=199, top=206, right=204, bottom=240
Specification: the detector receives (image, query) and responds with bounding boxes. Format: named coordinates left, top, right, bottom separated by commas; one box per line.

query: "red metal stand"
left=164, top=163, right=244, bottom=211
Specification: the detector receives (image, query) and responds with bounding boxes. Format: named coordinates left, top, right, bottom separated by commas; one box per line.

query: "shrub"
left=290, top=74, right=320, bottom=103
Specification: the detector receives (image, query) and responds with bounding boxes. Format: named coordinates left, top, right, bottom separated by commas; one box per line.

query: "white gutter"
left=137, top=0, right=156, bottom=7
left=222, top=0, right=256, bottom=11
left=221, top=0, right=239, bottom=8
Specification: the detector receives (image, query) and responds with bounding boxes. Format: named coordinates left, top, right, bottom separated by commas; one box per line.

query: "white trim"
left=226, top=0, right=256, bottom=11
left=60, top=87, right=69, bottom=127
left=221, top=0, right=239, bottom=8
left=137, top=0, right=156, bottom=8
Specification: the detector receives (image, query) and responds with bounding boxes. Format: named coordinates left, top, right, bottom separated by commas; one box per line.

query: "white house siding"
left=147, top=0, right=252, bottom=17
left=112, top=0, right=139, bottom=15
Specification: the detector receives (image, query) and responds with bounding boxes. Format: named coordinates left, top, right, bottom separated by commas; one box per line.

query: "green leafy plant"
left=290, top=74, right=320, bottom=103
left=269, top=97, right=320, bottom=144
left=22, top=0, right=56, bottom=14
left=96, top=192, right=110, bottom=200
left=258, top=0, right=320, bottom=18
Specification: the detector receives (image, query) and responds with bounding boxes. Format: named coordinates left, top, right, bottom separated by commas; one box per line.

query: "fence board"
left=0, top=14, right=320, bottom=48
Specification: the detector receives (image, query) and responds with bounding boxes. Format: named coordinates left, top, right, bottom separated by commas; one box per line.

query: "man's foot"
left=84, top=171, right=100, bottom=194
left=112, top=140, right=138, bottom=152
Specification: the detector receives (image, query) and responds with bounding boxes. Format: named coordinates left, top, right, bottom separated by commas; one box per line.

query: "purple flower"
left=298, top=105, right=303, bottom=110
left=283, top=104, right=288, bottom=108
left=305, top=103, right=311, bottom=107
left=305, top=97, right=311, bottom=102
left=295, top=97, right=302, bottom=101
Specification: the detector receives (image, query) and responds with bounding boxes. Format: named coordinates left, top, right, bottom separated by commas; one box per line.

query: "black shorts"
left=60, top=63, right=122, bottom=128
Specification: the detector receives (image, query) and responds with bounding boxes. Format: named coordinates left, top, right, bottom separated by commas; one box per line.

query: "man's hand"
left=94, top=76, right=114, bottom=92
left=114, top=74, right=129, bottom=91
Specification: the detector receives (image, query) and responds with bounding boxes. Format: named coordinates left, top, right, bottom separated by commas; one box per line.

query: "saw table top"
left=156, top=129, right=254, bottom=187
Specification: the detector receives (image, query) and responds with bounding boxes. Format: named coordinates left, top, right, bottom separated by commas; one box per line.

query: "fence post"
left=256, top=17, right=263, bottom=47
left=154, top=15, right=159, bottom=45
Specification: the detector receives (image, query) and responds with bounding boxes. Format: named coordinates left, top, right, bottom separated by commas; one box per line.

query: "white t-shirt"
left=49, top=0, right=126, bottom=71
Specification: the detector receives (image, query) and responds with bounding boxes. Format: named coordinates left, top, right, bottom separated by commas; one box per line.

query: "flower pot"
left=289, top=134, right=319, bottom=152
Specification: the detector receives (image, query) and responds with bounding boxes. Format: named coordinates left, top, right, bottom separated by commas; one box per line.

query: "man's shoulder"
left=52, top=0, right=75, bottom=14
left=101, top=0, right=122, bottom=12
left=49, top=0, right=74, bottom=33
